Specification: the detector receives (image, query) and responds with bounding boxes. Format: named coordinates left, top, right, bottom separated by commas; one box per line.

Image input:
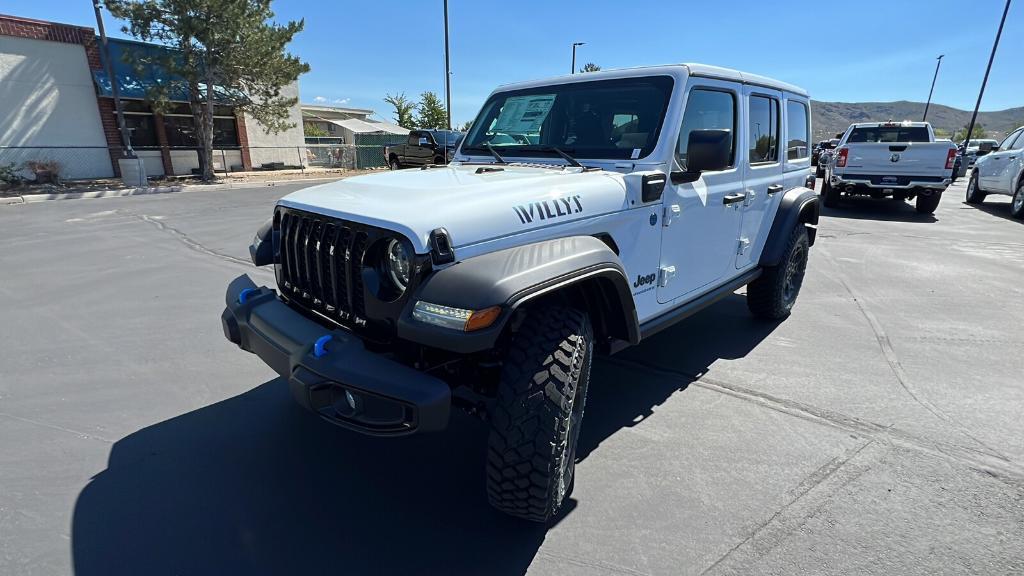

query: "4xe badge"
left=513, top=195, right=583, bottom=224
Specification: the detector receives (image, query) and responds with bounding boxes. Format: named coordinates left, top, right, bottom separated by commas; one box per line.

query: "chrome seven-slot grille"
left=276, top=207, right=370, bottom=327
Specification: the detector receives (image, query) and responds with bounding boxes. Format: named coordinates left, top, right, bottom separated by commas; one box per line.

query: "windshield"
left=463, top=76, right=674, bottom=160
left=966, top=139, right=997, bottom=147
left=429, top=130, right=464, bottom=147
left=847, top=126, right=930, bottom=143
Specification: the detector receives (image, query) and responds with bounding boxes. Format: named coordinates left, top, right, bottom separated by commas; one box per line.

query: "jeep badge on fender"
left=221, top=63, right=819, bottom=524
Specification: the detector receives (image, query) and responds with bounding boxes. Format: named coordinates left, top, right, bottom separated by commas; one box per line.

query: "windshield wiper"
left=545, top=146, right=582, bottom=168
left=483, top=143, right=507, bottom=164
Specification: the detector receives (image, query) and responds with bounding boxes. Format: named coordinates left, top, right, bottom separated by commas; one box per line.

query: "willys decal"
left=513, top=195, right=583, bottom=224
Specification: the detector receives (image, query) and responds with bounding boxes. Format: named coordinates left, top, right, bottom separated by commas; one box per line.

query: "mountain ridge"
left=811, top=100, right=1024, bottom=141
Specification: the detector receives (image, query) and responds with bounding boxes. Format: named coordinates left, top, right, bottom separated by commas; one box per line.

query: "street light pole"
left=963, top=0, right=1012, bottom=148
left=92, top=0, right=134, bottom=158
left=922, top=54, right=944, bottom=121
left=571, top=42, right=584, bottom=74
left=443, top=0, right=451, bottom=130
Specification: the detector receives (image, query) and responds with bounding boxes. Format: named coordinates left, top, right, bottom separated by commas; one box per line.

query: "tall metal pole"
left=92, top=0, right=134, bottom=158
left=443, top=0, right=451, bottom=130
left=922, top=54, right=944, bottom=121
left=963, top=0, right=1011, bottom=147
left=571, top=42, right=584, bottom=74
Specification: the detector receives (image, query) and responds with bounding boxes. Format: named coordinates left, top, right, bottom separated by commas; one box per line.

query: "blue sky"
left=6, top=0, right=1022, bottom=126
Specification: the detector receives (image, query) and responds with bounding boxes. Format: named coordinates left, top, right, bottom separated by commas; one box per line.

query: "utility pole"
left=92, top=0, right=134, bottom=158
left=571, top=42, right=585, bottom=74
left=922, top=54, right=944, bottom=121
left=963, top=0, right=1012, bottom=147
left=443, top=0, right=451, bottom=130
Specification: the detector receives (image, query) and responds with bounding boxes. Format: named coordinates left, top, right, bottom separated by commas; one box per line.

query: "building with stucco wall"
left=0, top=13, right=305, bottom=180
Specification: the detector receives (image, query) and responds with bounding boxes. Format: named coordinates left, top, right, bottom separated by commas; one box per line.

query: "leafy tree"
left=458, top=119, right=474, bottom=132
left=415, top=91, right=448, bottom=129
left=107, top=0, right=309, bottom=181
left=579, top=62, right=601, bottom=73
left=953, top=123, right=986, bottom=143
left=384, top=92, right=416, bottom=129
left=933, top=127, right=951, bottom=139
left=304, top=122, right=328, bottom=137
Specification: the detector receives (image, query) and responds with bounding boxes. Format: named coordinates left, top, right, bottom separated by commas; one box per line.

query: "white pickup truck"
left=822, top=121, right=957, bottom=214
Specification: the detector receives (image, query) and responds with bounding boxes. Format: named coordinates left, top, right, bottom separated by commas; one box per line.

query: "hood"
left=277, top=164, right=628, bottom=253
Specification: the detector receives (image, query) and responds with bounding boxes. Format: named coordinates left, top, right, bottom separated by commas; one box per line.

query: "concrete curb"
left=2, top=175, right=347, bottom=206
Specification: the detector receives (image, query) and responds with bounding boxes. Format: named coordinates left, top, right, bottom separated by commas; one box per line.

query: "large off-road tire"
left=747, top=225, right=809, bottom=320
left=916, top=191, right=942, bottom=214
left=486, top=307, right=593, bottom=523
left=965, top=172, right=986, bottom=204
left=822, top=179, right=841, bottom=208
left=1011, top=180, right=1024, bottom=219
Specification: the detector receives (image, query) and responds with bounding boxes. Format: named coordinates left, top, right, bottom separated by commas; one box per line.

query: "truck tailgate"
left=837, top=142, right=953, bottom=177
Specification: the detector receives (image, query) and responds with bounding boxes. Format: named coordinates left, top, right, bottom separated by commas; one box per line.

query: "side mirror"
left=418, top=137, right=430, bottom=146
left=671, top=129, right=731, bottom=184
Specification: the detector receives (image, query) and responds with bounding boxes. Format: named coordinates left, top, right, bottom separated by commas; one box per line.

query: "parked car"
left=814, top=138, right=840, bottom=178
left=811, top=139, right=837, bottom=166
left=822, top=121, right=956, bottom=213
left=958, top=138, right=1000, bottom=178
left=385, top=130, right=464, bottom=169
left=222, top=63, right=819, bottom=523
left=965, top=126, right=1024, bottom=218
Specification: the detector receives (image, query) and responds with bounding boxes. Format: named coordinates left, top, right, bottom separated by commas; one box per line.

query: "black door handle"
left=723, top=193, right=746, bottom=205
left=767, top=184, right=783, bottom=195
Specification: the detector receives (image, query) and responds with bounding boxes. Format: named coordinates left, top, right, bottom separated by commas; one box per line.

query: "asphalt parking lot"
left=1, top=177, right=1022, bottom=575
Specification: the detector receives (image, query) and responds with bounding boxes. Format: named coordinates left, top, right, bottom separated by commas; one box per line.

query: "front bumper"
left=221, top=274, right=450, bottom=436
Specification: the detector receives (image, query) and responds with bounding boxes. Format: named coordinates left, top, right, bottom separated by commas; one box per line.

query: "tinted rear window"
left=847, top=126, right=930, bottom=143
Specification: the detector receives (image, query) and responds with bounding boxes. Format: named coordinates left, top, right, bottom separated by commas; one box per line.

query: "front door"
left=980, top=128, right=1022, bottom=191
left=736, top=86, right=784, bottom=269
left=657, top=81, right=745, bottom=304
left=995, top=130, right=1024, bottom=193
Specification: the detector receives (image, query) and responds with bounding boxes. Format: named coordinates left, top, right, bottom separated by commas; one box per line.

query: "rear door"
left=736, top=86, right=784, bottom=269
left=657, top=80, right=745, bottom=304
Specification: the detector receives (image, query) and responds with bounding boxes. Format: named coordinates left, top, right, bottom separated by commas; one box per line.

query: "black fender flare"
left=760, top=187, right=819, bottom=267
left=396, top=236, right=640, bottom=354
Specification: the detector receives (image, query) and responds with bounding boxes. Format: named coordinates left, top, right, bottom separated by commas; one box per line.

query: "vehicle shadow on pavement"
left=970, top=199, right=1020, bottom=223
left=821, top=196, right=938, bottom=223
left=70, top=296, right=777, bottom=576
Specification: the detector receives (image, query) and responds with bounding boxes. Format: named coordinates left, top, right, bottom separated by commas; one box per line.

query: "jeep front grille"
left=275, top=207, right=371, bottom=327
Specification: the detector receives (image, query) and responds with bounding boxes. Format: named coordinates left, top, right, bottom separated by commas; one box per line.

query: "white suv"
left=222, top=64, right=820, bottom=522
left=966, top=125, right=1024, bottom=218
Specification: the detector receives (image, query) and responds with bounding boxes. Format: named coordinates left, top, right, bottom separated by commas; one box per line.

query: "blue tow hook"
left=313, top=335, right=332, bottom=358
left=238, top=288, right=257, bottom=304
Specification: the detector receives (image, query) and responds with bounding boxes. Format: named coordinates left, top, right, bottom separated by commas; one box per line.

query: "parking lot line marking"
left=0, top=411, right=115, bottom=444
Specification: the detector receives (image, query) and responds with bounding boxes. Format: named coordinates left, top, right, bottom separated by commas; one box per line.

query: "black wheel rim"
left=557, top=344, right=589, bottom=503
left=782, top=244, right=807, bottom=306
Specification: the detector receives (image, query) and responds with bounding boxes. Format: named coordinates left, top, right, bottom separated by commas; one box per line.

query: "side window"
left=676, top=89, right=736, bottom=171
left=786, top=101, right=809, bottom=160
left=1010, top=130, right=1024, bottom=150
left=997, top=129, right=1021, bottom=150
left=408, top=133, right=420, bottom=146
left=748, top=95, right=780, bottom=164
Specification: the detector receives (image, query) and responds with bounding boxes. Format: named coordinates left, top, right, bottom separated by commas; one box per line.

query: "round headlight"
left=385, top=238, right=411, bottom=291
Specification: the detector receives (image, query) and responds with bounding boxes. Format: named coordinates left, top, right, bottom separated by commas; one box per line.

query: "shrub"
left=0, top=162, right=23, bottom=188
left=23, top=160, right=62, bottom=184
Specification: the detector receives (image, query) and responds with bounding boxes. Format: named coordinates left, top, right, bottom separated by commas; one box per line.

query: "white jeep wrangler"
left=222, top=64, right=819, bottom=522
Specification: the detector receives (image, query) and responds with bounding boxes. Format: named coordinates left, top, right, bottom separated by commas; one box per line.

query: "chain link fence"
left=0, top=143, right=396, bottom=184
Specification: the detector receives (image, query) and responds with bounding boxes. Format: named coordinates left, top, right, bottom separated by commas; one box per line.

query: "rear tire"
left=389, top=157, right=401, bottom=170
left=486, top=307, right=593, bottom=523
left=1011, top=181, right=1024, bottom=219
left=916, top=191, right=941, bottom=214
left=433, top=156, right=444, bottom=165
left=748, top=225, right=809, bottom=320
left=822, top=179, right=841, bottom=208
left=965, top=172, right=986, bottom=204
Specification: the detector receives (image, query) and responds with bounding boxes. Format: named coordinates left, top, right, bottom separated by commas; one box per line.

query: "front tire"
left=965, top=172, right=986, bottom=204
left=747, top=225, right=809, bottom=320
left=1011, top=180, right=1024, bottom=219
left=487, top=307, right=593, bottom=523
left=916, top=191, right=941, bottom=214
left=822, top=179, right=841, bottom=208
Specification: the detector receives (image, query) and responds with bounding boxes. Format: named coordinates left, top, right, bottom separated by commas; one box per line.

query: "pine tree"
left=579, top=62, right=601, bottom=73
left=107, top=0, right=309, bottom=181
left=415, top=91, right=448, bottom=129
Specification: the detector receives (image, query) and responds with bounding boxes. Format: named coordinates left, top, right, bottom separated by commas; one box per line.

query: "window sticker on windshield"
left=631, top=148, right=641, bottom=159
left=493, top=95, right=556, bottom=133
